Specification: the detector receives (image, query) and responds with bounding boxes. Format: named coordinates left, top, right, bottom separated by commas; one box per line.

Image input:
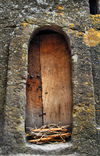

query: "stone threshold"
left=12, top=154, right=77, bottom=156
left=12, top=154, right=76, bottom=156
left=26, top=142, right=72, bottom=152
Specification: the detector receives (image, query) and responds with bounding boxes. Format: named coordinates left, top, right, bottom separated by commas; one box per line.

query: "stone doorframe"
left=4, top=24, right=96, bottom=152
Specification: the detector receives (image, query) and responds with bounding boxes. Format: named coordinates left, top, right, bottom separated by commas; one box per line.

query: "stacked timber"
left=26, top=124, right=71, bottom=144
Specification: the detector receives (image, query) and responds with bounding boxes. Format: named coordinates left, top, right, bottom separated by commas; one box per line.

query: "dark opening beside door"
left=26, top=33, right=72, bottom=128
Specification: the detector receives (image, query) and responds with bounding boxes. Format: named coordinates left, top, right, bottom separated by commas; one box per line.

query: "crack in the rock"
left=3, top=25, right=18, bottom=28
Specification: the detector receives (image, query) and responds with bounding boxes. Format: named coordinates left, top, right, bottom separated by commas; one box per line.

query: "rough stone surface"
left=0, top=0, right=100, bottom=155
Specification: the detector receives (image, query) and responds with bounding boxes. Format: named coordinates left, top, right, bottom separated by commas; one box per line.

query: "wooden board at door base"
left=26, top=33, right=72, bottom=128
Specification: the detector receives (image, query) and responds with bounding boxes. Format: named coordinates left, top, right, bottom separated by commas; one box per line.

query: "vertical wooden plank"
left=40, top=33, right=72, bottom=126
left=26, top=36, right=42, bottom=128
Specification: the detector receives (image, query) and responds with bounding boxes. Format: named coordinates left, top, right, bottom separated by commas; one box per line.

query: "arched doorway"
left=26, top=29, right=72, bottom=129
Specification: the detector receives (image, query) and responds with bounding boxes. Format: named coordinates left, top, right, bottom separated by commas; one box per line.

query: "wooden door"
left=40, top=33, right=72, bottom=126
left=26, top=36, right=42, bottom=128
left=26, top=33, right=72, bottom=128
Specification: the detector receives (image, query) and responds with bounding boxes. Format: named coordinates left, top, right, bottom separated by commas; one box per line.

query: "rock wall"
left=0, top=0, right=100, bottom=155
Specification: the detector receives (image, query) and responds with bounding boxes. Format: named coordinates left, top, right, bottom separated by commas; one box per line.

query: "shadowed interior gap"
left=89, top=0, right=98, bottom=14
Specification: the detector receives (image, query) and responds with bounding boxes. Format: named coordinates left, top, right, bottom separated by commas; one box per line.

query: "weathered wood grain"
left=40, top=33, right=72, bottom=125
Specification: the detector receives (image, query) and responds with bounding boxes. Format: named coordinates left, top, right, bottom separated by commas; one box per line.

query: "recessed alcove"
left=25, top=26, right=72, bottom=145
